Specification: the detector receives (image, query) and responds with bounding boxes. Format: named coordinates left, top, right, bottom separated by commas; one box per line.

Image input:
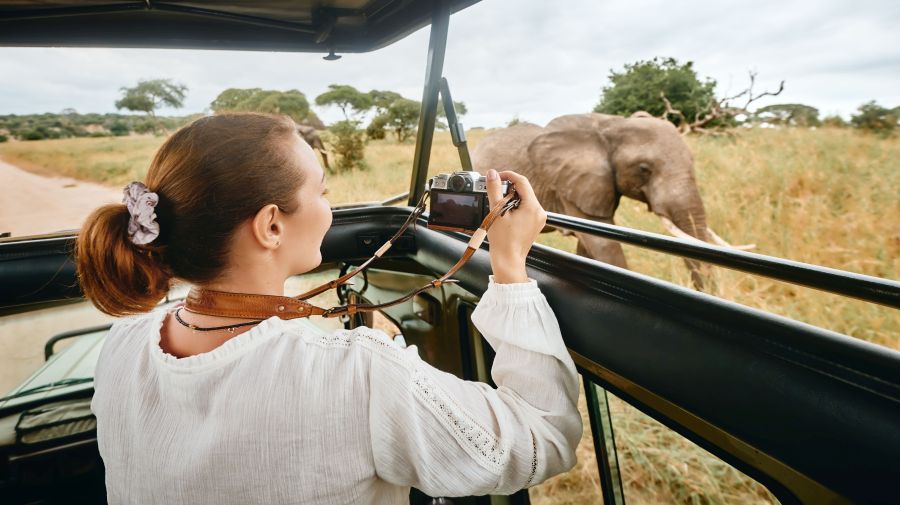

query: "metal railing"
left=545, top=212, right=900, bottom=309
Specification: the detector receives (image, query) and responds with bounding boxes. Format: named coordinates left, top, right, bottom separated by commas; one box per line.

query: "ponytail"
left=75, top=112, right=306, bottom=317
left=76, top=204, right=173, bottom=316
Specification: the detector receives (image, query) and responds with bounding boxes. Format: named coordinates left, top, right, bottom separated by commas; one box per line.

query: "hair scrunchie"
left=122, top=181, right=160, bottom=245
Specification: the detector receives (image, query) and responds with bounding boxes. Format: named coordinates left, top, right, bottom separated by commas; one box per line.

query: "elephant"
left=296, top=123, right=330, bottom=170
left=471, top=112, right=751, bottom=287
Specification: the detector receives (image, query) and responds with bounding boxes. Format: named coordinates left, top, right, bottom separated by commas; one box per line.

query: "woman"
left=79, top=112, right=582, bottom=503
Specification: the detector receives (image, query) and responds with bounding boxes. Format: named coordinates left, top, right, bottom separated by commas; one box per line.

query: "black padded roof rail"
left=0, top=0, right=482, bottom=52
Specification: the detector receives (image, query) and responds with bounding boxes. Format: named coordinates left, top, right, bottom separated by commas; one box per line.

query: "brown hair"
left=76, top=112, right=306, bottom=316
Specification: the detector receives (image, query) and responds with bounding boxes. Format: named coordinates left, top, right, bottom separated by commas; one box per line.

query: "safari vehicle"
left=0, top=1, right=898, bottom=504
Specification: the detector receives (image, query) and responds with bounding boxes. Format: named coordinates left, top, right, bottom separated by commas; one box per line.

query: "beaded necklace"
left=173, top=307, right=263, bottom=333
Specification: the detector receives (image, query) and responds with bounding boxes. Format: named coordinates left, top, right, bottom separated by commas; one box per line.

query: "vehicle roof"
left=0, top=0, right=480, bottom=52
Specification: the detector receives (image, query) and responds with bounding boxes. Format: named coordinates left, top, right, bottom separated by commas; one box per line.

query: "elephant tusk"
left=706, top=227, right=756, bottom=250
left=658, top=216, right=757, bottom=250
left=658, top=216, right=705, bottom=243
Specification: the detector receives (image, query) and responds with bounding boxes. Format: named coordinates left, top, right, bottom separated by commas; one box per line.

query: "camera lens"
left=448, top=174, right=468, bottom=192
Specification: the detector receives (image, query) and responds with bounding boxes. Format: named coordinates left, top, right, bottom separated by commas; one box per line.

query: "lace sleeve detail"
left=525, top=431, right=538, bottom=487
left=411, top=365, right=509, bottom=474
left=366, top=319, right=580, bottom=497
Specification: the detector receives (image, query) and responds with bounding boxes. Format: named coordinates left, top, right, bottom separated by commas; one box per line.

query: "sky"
left=0, top=0, right=898, bottom=128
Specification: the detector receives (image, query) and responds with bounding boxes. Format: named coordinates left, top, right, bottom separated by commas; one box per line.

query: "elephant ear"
left=527, top=129, right=618, bottom=219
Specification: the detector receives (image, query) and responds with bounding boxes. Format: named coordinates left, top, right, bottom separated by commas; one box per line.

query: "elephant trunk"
left=649, top=177, right=711, bottom=289
left=649, top=177, right=756, bottom=289
left=652, top=181, right=756, bottom=251
left=670, top=207, right=709, bottom=243
left=649, top=176, right=710, bottom=243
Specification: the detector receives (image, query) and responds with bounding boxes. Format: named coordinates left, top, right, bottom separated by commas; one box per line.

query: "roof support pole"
left=407, top=0, right=450, bottom=207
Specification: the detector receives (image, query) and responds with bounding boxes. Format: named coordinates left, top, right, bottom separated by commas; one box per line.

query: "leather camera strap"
left=184, top=188, right=520, bottom=320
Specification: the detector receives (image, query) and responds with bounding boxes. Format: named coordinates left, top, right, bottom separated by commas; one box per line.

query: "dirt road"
left=0, top=160, right=118, bottom=391
left=0, top=158, right=120, bottom=238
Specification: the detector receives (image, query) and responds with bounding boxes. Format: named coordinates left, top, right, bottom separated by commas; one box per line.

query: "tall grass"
left=527, top=128, right=899, bottom=349
left=2, top=126, right=896, bottom=504
left=0, top=135, right=164, bottom=184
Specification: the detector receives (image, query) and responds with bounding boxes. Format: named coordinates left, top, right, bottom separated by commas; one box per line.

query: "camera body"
left=427, top=171, right=511, bottom=233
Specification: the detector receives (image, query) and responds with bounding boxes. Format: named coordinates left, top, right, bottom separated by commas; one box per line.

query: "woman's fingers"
left=485, top=169, right=503, bottom=208
left=498, top=170, right=538, bottom=209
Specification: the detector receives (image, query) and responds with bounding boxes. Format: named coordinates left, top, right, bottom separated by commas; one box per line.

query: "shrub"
left=753, top=104, right=820, bottom=127
left=133, top=119, right=157, bottom=134
left=326, top=120, right=367, bottom=173
left=822, top=115, right=848, bottom=128
left=851, top=101, right=897, bottom=136
left=0, top=134, right=7, bottom=143
left=109, top=120, right=131, bottom=136
left=366, top=114, right=388, bottom=140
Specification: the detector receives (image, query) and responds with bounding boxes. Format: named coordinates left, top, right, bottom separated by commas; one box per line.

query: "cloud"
left=0, top=0, right=897, bottom=126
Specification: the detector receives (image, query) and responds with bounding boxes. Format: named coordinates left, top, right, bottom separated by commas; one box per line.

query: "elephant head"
left=296, top=123, right=330, bottom=170
left=540, top=111, right=723, bottom=242
left=472, top=112, right=751, bottom=287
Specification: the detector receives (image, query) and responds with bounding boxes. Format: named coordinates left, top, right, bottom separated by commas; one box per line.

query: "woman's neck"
left=202, top=271, right=287, bottom=297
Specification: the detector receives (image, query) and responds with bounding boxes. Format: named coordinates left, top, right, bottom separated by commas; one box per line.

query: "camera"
left=427, top=171, right=511, bottom=233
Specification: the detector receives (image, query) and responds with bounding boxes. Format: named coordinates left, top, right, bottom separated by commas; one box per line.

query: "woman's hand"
left=484, top=169, right=548, bottom=283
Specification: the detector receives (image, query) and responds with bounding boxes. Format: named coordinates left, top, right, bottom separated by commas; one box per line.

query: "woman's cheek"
left=324, top=202, right=333, bottom=228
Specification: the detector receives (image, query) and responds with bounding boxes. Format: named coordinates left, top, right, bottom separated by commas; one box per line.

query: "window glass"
left=605, top=388, right=780, bottom=504
left=0, top=120, right=483, bottom=239
left=284, top=268, right=345, bottom=333
left=0, top=298, right=114, bottom=395
left=0, top=268, right=341, bottom=395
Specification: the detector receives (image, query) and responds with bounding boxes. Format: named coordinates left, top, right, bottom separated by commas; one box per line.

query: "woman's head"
left=76, top=112, right=332, bottom=316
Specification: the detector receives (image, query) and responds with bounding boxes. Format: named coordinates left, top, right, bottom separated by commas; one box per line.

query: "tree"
left=210, top=88, right=315, bottom=125
left=596, top=57, right=784, bottom=134
left=365, top=90, right=404, bottom=139
left=255, top=90, right=311, bottom=121
left=366, top=90, right=467, bottom=140
left=366, top=113, right=389, bottom=140
left=595, top=57, right=716, bottom=126
left=369, top=90, right=403, bottom=115
left=115, top=79, right=187, bottom=119
left=822, top=114, right=848, bottom=128
left=315, top=84, right=372, bottom=119
left=435, top=100, right=467, bottom=130
left=754, top=104, right=820, bottom=127
left=381, top=98, right=421, bottom=142
left=210, top=88, right=261, bottom=111
left=851, top=101, right=897, bottom=136
left=303, top=113, right=326, bottom=130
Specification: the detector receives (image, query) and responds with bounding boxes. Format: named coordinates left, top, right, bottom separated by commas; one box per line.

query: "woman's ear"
left=250, top=204, right=284, bottom=250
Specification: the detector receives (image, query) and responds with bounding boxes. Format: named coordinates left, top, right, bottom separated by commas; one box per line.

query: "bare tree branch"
left=659, top=91, right=689, bottom=134
left=659, top=70, right=785, bottom=135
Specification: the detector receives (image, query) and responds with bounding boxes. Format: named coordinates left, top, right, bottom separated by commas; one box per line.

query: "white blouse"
left=91, top=275, right=582, bottom=504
